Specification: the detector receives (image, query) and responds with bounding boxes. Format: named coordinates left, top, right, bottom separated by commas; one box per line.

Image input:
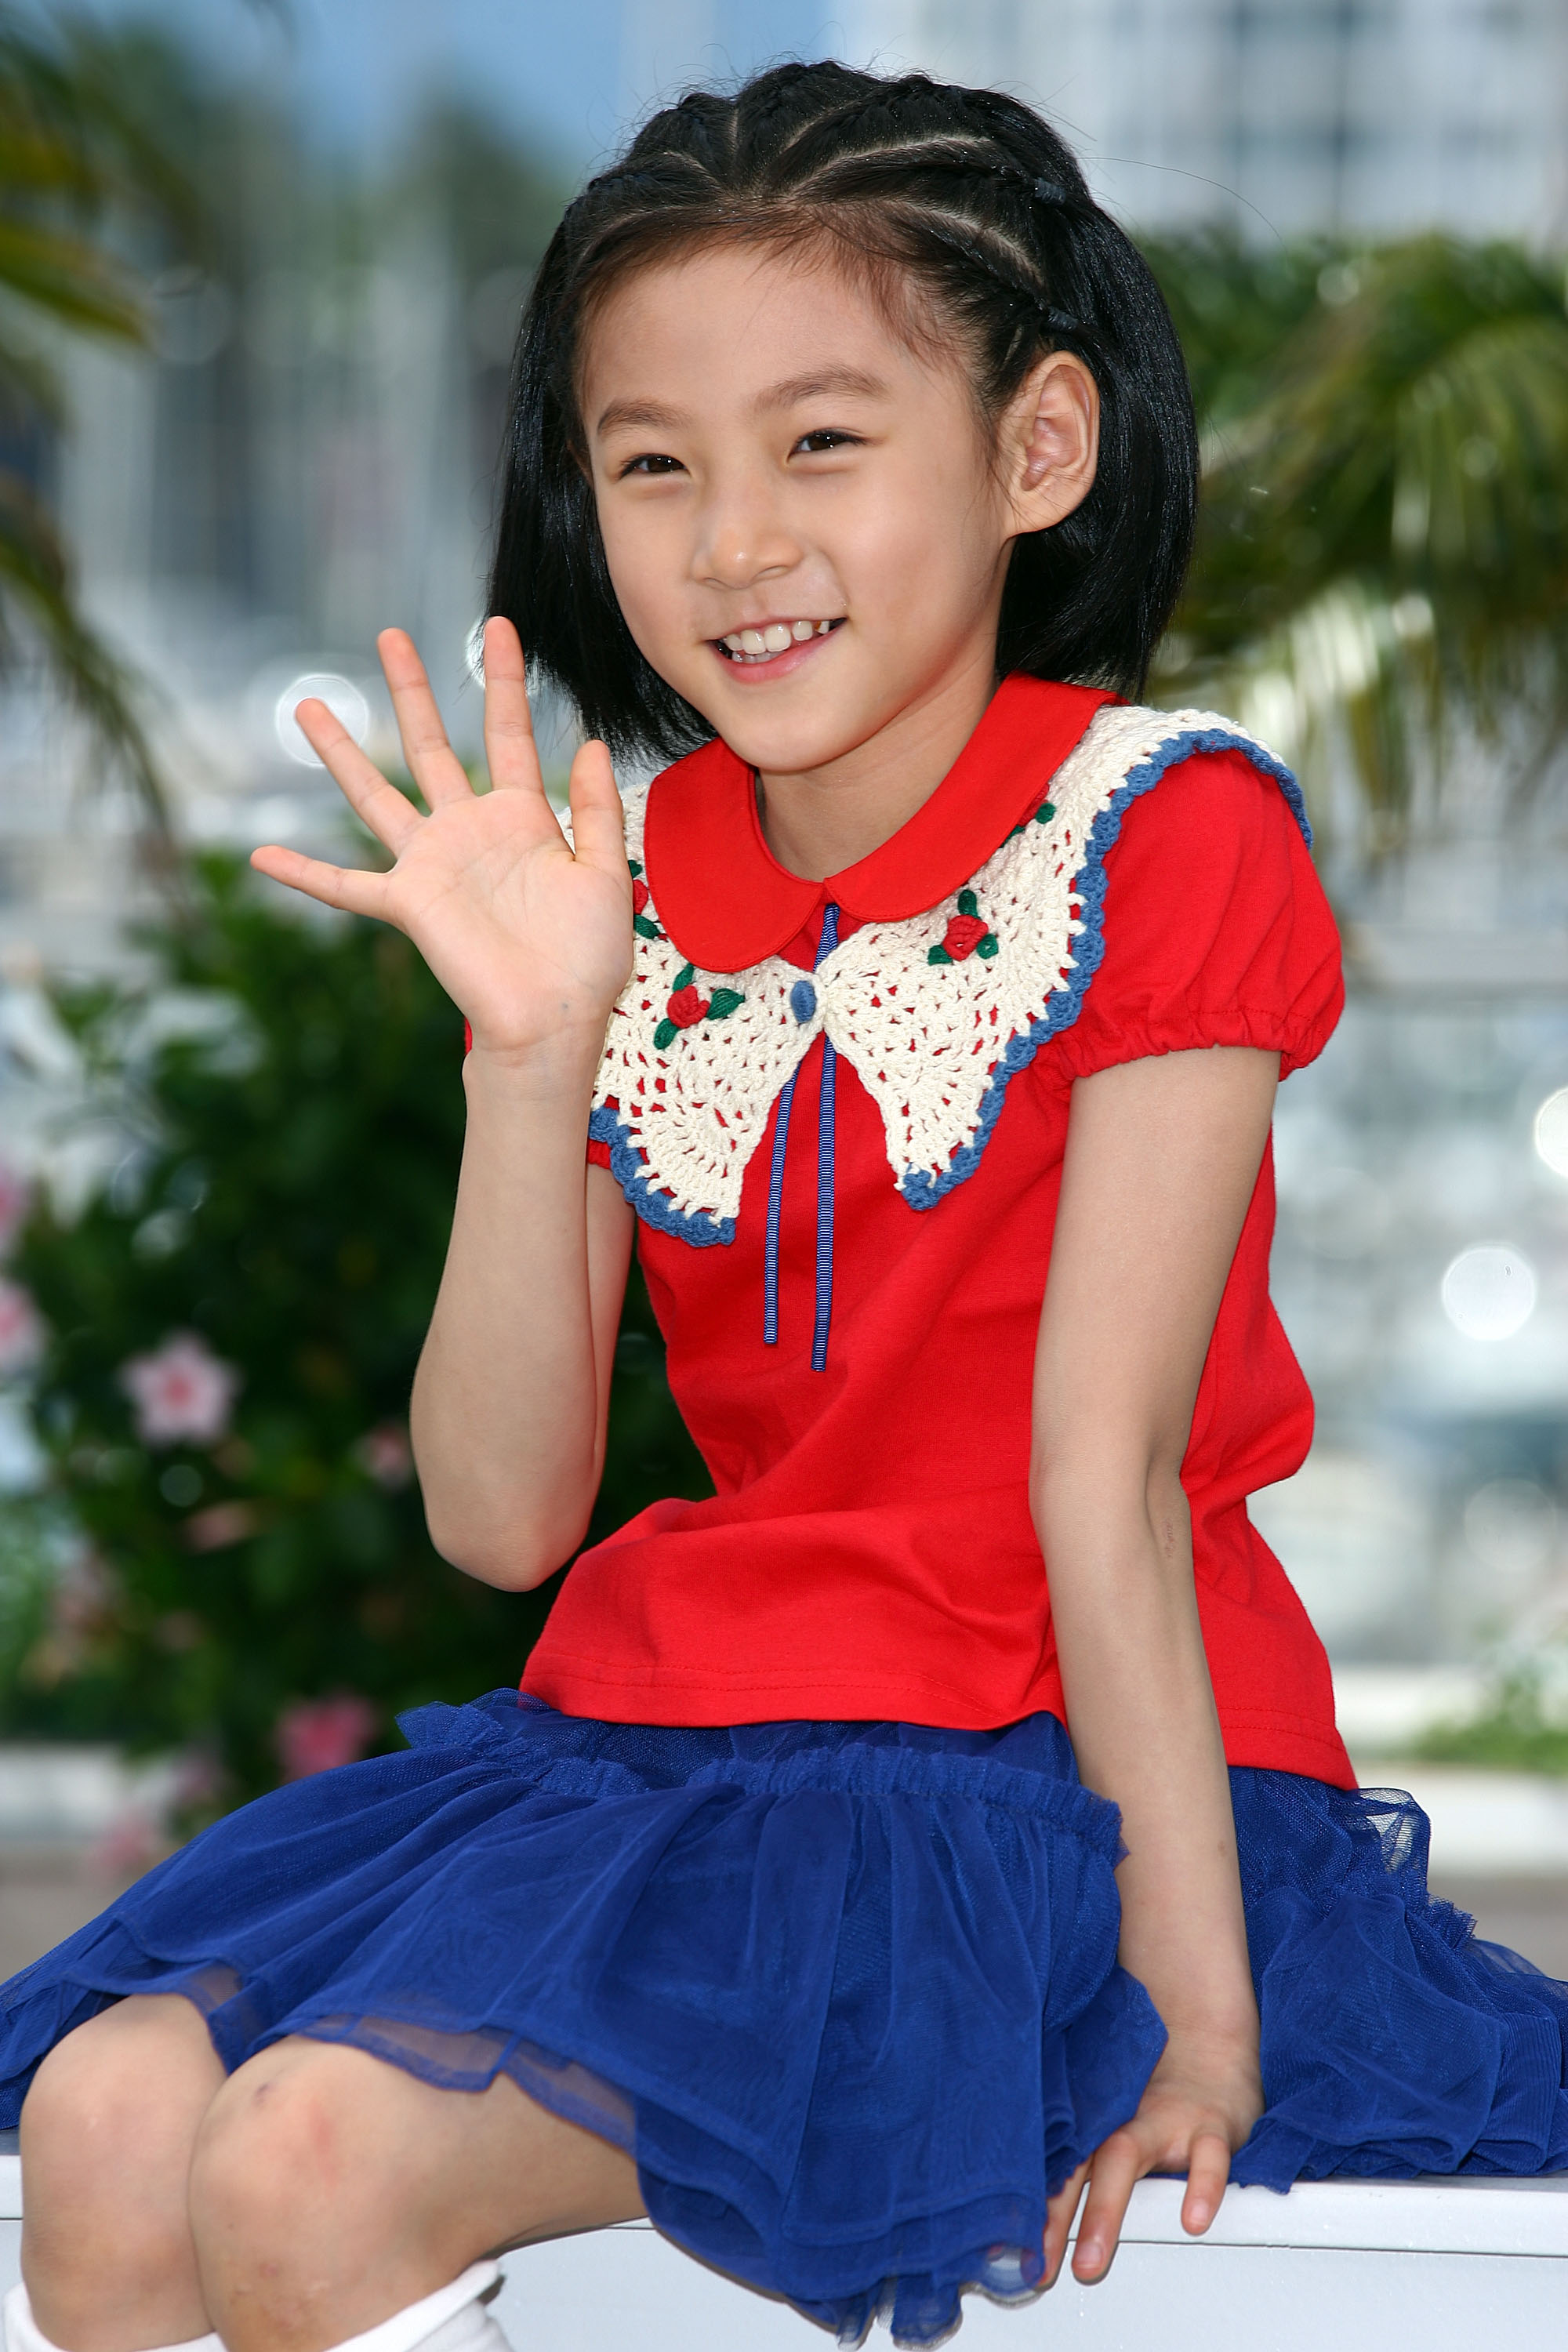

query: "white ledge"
left=6, top=2161, right=1560, bottom=2254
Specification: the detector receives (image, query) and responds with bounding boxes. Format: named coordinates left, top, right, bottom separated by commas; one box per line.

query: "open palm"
left=251, top=619, right=633, bottom=1059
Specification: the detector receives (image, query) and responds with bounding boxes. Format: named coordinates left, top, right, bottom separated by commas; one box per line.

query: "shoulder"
left=1058, top=704, right=1323, bottom=931
left=1058, top=702, right=1310, bottom=858
left=1045, top=706, right=1343, bottom=1081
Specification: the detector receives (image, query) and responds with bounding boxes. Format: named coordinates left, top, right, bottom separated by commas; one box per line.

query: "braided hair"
left=489, top=61, right=1196, bottom=763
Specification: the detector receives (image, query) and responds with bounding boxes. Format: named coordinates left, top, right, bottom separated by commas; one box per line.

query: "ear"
left=1004, top=351, right=1100, bottom=535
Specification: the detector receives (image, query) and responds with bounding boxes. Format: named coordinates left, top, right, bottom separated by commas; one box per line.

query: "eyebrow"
left=594, top=365, right=891, bottom=439
left=750, top=365, right=891, bottom=414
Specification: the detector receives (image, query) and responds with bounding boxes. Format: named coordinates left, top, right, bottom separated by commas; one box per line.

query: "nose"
left=691, top=464, right=802, bottom=592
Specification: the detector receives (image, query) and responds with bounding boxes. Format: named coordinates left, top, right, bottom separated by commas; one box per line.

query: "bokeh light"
left=1440, top=1244, right=1537, bottom=1341
left=1533, top=1087, right=1568, bottom=1177
left=274, top=673, right=371, bottom=768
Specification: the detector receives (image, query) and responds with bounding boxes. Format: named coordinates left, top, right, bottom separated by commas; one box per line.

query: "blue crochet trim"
left=588, top=1103, right=734, bottom=1247
left=899, top=729, right=1310, bottom=1212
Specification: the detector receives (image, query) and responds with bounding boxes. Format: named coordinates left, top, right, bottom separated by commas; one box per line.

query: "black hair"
left=488, top=60, right=1197, bottom=765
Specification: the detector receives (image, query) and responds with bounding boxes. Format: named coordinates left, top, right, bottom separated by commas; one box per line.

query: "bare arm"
left=1031, top=1046, right=1279, bottom=2284
left=252, top=620, right=636, bottom=1589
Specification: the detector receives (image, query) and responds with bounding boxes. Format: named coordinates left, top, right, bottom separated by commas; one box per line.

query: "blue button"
left=789, top=980, right=817, bottom=1024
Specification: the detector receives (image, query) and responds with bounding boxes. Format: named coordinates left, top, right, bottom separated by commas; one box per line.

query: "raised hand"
left=1041, top=2024, right=1262, bottom=2288
left=250, top=619, right=633, bottom=1065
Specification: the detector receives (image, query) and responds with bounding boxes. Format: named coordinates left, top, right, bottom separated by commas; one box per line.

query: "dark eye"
left=620, top=452, right=684, bottom=477
left=792, top=429, right=861, bottom=456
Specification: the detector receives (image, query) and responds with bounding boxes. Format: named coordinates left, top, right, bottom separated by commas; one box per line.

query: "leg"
left=189, top=2035, right=644, bottom=2352
left=20, top=1994, right=225, bottom=2351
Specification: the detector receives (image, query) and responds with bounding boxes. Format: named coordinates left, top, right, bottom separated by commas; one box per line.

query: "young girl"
left=2, top=57, right=1565, bottom=2352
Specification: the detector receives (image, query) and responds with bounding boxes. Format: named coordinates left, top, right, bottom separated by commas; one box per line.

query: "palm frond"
left=0, top=4, right=208, bottom=851
left=0, top=474, right=172, bottom=844
left=1160, top=237, right=1568, bottom=844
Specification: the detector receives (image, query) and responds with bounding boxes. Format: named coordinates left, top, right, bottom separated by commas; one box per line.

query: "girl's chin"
left=694, top=698, right=884, bottom=779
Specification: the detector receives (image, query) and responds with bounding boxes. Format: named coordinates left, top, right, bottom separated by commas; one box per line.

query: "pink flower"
left=354, top=1421, right=413, bottom=1490
left=184, top=1501, right=261, bottom=1552
left=275, top=1694, right=379, bottom=1782
left=89, top=1807, right=165, bottom=1884
left=0, top=1165, right=28, bottom=1258
left=0, top=1278, right=45, bottom=1377
left=119, top=1332, right=241, bottom=1446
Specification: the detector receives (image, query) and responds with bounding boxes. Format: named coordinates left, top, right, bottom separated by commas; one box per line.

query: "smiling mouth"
left=716, top=618, right=844, bottom=664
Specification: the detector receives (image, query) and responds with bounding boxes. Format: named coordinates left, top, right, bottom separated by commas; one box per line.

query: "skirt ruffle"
left=0, top=1692, right=1564, bottom=2347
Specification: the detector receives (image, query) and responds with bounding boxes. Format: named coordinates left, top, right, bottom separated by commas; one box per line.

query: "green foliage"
left=0, top=4, right=206, bottom=836
left=1142, top=229, right=1334, bottom=437
left=5, top=858, right=709, bottom=1807
left=1416, top=1671, right=1568, bottom=1777
left=1149, top=232, right=1568, bottom=840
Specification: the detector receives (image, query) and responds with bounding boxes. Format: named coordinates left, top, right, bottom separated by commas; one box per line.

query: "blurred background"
left=2, top=0, right=1568, bottom=1962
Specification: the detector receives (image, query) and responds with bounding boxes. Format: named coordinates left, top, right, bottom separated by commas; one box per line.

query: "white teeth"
left=718, top=619, right=841, bottom=661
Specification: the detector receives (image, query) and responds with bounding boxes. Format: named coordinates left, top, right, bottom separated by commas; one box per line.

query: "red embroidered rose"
left=666, top=984, right=710, bottom=1030
left=631, top=880, right=651, bottom=916
left=927, top=887, right=998, bottom=966
left=939, top=913, right=989, bottom=961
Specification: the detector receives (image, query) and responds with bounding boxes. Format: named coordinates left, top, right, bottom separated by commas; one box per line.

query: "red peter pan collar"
left=642, top=673, right=1120, bottom=971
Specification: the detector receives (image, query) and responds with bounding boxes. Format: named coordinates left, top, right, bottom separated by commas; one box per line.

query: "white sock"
left=3, top=2263, right=508, bottom=2352
left=4, top=2281, right=221, bottom=2352
left=325, top=2262, right=510, bottom=2352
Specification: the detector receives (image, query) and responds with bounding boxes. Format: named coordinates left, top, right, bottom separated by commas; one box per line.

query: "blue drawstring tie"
left=764, top=904, right=839, bottom=1370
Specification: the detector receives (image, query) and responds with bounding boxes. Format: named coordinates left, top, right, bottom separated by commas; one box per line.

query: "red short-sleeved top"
left=522, top=674, right=1353, bottom=1788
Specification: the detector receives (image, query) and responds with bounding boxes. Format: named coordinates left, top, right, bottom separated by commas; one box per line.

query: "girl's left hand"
left=1041, top=2027, right=1264, bottom=2288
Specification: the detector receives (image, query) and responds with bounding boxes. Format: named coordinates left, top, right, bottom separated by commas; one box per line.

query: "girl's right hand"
left=250, top=619, right=633, bottom=1068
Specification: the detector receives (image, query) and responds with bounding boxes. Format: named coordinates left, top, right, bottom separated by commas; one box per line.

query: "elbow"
left=423, top=1499, right=591, bottom=1592
left=1029, top=1437, right=1190, bottom=1571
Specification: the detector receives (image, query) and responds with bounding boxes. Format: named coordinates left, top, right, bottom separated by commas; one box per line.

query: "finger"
left=294, top=701, right=423, bottom=855
left=1179, top=2133, right=1232, bottom=2236
left=250, top=844, right=394, bottom=923
left=564, top=739, right=626, bottom=867
left=480, top=617, right=545, bottom=797
left=376, top=626, right=474, bottom=809
left=1073, top=2129, right=1146, bottom=2283
left=1041, top=2161, right=1088, bottom=2289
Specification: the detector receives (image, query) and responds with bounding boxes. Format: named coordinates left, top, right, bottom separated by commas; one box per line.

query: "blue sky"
left=81, top=0, right=847, bottom=171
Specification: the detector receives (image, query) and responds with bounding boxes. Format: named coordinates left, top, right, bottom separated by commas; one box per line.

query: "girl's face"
left=579, top=243, right=1096, bottom=783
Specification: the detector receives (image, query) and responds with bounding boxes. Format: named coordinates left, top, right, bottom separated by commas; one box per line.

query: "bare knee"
left=190, top=2045, right=391, bottom=2287
left=21, top=1996, right=223, bottom=2337
left=23, top=1997, right=220, bottom=2215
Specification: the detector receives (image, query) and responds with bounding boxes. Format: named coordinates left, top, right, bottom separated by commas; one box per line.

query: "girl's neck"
left=753, top=649, right=999, bottom=883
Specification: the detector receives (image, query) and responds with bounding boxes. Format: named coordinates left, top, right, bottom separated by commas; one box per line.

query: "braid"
left=491, top=59, right=1198, bottom=757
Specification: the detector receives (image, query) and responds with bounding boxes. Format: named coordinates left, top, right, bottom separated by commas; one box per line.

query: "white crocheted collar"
left=590, top=705, right=1306, bottom=1245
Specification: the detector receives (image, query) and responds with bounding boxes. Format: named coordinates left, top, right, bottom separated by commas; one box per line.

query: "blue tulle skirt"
left=0, top=1691, right=1566, bottom=2346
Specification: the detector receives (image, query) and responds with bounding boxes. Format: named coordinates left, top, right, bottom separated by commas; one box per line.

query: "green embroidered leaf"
left=628, top=858, right=643, bottom=878
left=956, top=887, right=978, bottom=916
left=633, top=914, right=662, bottom=941
left=1035, top=801, right=1055, bottom=823
left=976, top=934, right=1000, bottom=959
left=705, top=989, right=745, bottom=1021
left=653, top=1018, right=678, bottom=1051
left=672, top=962, right=695, bottom=991
left=927, top=944, right=953, bottom=965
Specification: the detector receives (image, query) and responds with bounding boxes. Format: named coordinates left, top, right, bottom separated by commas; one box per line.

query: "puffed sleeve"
left=1048, top=746, right=1343, bottom=1083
